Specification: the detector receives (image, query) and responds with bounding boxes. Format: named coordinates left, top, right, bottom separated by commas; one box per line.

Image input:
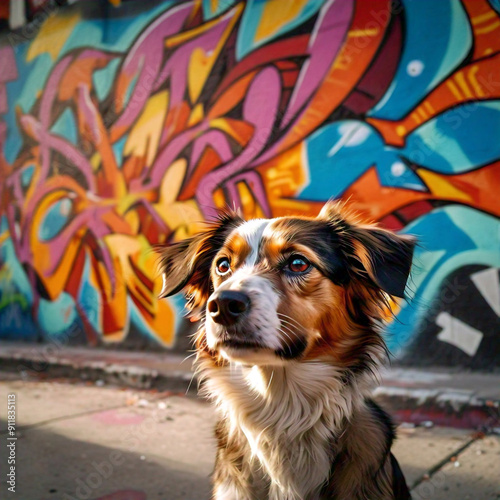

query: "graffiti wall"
left=0, top=0, right=499, bottom=367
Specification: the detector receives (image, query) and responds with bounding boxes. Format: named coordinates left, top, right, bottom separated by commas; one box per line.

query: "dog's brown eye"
left=287, top=256, right=310, bottom=274
left=216, top=258, right=231, bottom=276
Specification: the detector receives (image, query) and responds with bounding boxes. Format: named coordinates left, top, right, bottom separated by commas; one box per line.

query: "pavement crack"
left=410, top=435, right=479, bottom=491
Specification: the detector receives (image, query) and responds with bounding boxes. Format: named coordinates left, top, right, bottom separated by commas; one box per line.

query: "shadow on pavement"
left=0, top=418, right=212, bottom=500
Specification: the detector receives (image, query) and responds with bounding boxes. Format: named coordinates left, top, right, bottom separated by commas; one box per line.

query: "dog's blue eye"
left=287, top=256, right=310, bottom=274
left=216, top=258, right=231, bottom=276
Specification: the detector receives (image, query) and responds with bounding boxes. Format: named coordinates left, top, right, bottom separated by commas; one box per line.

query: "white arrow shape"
left=436, top=312, right=484, bottom=357
left=471, top=268, right=500, bottom=317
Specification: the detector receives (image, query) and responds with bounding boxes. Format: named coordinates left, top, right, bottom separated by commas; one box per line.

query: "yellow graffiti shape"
left=418, top=169, right=473, bottom=202
left=255, top=0, right=310, bottom=42
left=0, top=230, right=9, bottom=247
left=124, top=91, right=169, bottom=166
left=103, top=233, right=176, bottom=346
left=182, top=4, right=243, bottom=104
left=153, top=159, right=204, bottom=240
left=27, top=11, right=80, bottom=62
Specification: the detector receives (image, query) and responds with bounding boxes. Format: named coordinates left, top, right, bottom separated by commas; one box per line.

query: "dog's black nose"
left=207, top=290, right=250, bottom=326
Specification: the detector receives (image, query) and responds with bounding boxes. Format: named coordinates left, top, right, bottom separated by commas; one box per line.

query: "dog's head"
left=157, top=202, right=415, bottom=367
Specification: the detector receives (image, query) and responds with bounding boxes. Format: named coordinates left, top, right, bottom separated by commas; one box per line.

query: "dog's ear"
left=349, top=226, right=416, bottom=298
left=157, top=236, right=204, bottom=299
left=318, top=200, right=415, bottom=298
left=156, top=211, right=244, bottom=309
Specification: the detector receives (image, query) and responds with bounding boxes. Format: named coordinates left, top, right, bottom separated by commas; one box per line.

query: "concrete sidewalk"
left=0, top=375, right=499, bottom=500
left=0, top=341, right=499, bottom=430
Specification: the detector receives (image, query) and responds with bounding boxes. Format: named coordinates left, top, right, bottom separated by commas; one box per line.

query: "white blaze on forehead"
left=233, top=218, right=270, bottom=266
left=206, top=218, right=285, bottom=357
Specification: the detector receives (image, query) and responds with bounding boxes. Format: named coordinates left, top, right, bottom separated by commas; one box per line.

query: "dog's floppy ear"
left=349, top=226, right=416, bottom=298
left=157, top=236, right=205, bottom=299
left=156, top=211, right=244, bottom=309
left=318, top=200, right=415, bottom=298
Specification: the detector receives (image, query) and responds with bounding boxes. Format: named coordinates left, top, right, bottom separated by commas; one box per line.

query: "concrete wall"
left=0, top=0, right=499, bottom=368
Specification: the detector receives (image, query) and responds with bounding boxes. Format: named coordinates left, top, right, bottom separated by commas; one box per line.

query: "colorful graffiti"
left=0, top=0, right=499, bottom=365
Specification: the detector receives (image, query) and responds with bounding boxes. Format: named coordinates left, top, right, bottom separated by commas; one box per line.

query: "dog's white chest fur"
left=202, top=361, right=371, bottom=499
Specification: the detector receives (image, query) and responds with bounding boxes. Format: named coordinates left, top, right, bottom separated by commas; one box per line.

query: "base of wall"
left=1, top=341, right=499, bottom=430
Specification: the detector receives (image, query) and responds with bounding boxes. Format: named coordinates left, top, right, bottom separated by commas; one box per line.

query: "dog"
left=158, top=201, right=414, bottom=500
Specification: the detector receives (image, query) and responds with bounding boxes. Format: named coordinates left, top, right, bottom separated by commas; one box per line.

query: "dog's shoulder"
left=364, top=400, right=411, bottom=499
left=322, top=399, right=410, bottom=500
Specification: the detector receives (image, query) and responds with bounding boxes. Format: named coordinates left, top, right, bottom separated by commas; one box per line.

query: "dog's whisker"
left=276, top=315, right=304, bottom=337
left=277, top=317, right=302, bottom=333
left=278, top=324, right=308, bottom=346
left=181, top=351, right=197, bottom=364
left=276, top=311, right=302, bottom=324
left=185, top=369, right=197, bottom=396
left=277, top=327, right=293, bottom=344
left=276, top=312, right=304, bottom=329
left=277, top=328, right=298, bottom=357
left=276, top=328, right=293, bottom=356
left=278, top=322, right=304, bottom=342
left=266, top=369, right=275, bottom=393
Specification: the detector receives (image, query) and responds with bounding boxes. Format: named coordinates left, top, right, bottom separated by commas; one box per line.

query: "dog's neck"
left=198, top=353, right=383, bottom=499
